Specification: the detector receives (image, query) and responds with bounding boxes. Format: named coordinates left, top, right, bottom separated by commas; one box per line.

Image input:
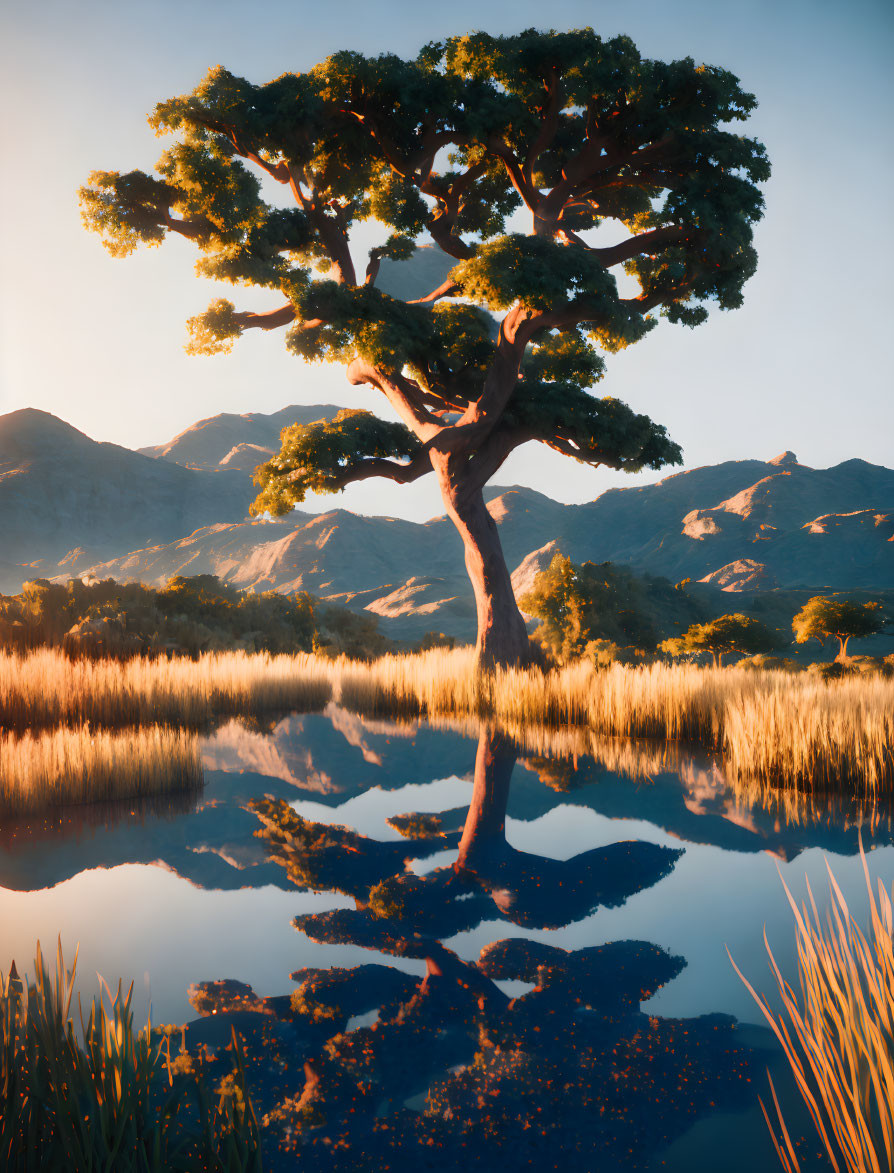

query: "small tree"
left=519, top=553, right=661, bottom=662
left=792, top=596, right=885, bottom=662
left=660, top=613, right=785, bottom=666
left=81, top=29, right=768, bottom=666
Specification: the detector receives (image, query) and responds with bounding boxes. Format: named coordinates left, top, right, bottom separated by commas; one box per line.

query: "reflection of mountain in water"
left=1, top=706, right=889, bottom=895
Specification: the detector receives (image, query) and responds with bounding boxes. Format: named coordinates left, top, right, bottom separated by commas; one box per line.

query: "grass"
left=731, top=846, right=894, bottom=1173
left=334, top=649, right=894, bottom=793
left=1, top=940, right=261, bottom=1172
left=0, top=648, right=332, bottom=731
left=0, top=724, right=203, bottom=815
left=3, top=646, right=892, bottom=797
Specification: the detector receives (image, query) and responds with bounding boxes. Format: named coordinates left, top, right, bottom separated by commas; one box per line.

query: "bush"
left=0, top=574, right=390, bottom=660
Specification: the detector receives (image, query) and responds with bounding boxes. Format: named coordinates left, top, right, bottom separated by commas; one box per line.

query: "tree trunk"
left=456, top=730, right=517, bottom=871
left=835, top=635, right=850, bottom=662
left=436, top=469, right=535, bottom=670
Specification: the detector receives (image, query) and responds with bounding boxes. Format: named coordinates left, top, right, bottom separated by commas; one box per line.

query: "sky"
left=1, top=0, right=892, bottom=522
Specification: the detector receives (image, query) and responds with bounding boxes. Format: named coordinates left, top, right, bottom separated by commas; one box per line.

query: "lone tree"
left=660, top=613, right=785, bottom=666
left=81, top=29, right=768, bottom=667
left=792, top=596, right=885, bottom=662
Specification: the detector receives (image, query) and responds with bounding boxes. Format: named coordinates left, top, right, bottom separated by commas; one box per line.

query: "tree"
left=792, top=596, right=885, bottom=662
left=660, top=613, right=785, bottom=666
left=520, top=553, right=662, bottom=661
left=81, top=29, right=769, bottom=667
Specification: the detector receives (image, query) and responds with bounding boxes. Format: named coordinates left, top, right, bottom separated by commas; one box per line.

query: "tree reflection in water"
left=187, top=728, right=760, bottom=1171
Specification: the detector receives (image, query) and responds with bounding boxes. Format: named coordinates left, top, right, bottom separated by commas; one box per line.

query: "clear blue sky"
left=2, top=0, right=892, bottom=521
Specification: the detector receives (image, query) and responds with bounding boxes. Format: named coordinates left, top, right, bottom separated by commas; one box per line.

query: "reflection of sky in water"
left=0, top=711, right=892, bottom=1042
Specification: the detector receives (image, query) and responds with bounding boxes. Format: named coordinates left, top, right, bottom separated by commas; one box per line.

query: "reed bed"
left=1, top=940, right=261, bottom=1171
left=0, top=647, right=333, bottom=730
left=0, top=725, right=203, bottom=815
left=723, top=675, right=894, bottom=790
left=334, top=650, right=894, bottom=792
left=732, top=848, right=894, bottom=1173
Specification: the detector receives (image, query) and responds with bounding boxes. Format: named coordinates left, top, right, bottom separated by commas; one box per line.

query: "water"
left=1, top=705, right=891, bottom=1170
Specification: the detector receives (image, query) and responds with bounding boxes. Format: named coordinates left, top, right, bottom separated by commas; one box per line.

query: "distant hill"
left=134, top=248, right=455, bottom=475
left=5, top=404, right=891, bottom=631
left=138, top=403, right=341, bottom=471
left=58, top=453, right=894, bottom=641
left=0, top=409, right=255, bottom=592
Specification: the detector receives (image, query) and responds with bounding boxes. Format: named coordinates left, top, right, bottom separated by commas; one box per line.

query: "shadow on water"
left=176, top=728, right=781, bottom=1172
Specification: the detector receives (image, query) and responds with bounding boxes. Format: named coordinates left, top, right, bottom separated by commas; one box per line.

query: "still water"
left=2, top=706, right=891, bottom=1170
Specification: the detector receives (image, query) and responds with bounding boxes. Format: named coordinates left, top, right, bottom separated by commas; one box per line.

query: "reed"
left=731, top=847, right=894, bottom=1173
left=0, top=724, right=203, bottom=815
left=335, top=652, right=894, bottom=791
left=0, top=940, right=261, bottom=1171
left=722, top=674, right=894, bottom=790
left=0, top=647, right=332, bottom=730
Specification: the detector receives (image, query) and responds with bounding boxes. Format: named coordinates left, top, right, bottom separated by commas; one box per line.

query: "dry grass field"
left=0, top=648, right=332, bottom=730
left=0, top=725, right=202, bottom=815
left=2, top=647, right=892, bottom=812
left=335, top=649, right=894, bottom=792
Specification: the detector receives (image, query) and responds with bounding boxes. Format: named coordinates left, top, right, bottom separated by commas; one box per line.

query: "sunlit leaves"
left=185, top=299, right=242, bottom=355
left=251, top=409, right=422, bottom=515
left=79, top=170, right=177, bottom=256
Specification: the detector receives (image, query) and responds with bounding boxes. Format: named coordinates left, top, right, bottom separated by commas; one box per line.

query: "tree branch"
left=329, top=447, right=432, bottom=490
left=558, top=225, right=693, bottom=267
left=346, top=359, right=444, bottom=441
left=523, top=70, right=562, bottom=188
left=233, top=304, right=298, bottom=331
left=407, top=279, right=460, bottom=304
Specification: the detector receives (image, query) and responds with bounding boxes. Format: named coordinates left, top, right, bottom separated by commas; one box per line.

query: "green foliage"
left=660, top=613, right=787, bottom=665
left=792, top=596, right=886, bottom=661
left=0, top=941, right=261, bottom=1172
left=0, top=574, right=388, bottom=659
left=83, top=28, right=769, bottom=514
left=251, top=409, right=421, bottom=515
left=519, top=553, right=706, bottom=663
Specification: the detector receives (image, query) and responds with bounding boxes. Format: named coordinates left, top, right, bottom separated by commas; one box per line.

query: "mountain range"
left=1, top=406, right=891, bottom=637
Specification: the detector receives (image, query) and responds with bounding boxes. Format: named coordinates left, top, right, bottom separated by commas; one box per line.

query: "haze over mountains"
left=1, top=405, right=891, bottom=636
left=137, top=404, right=340, bottom=471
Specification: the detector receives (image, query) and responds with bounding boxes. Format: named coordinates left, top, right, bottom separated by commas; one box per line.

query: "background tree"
left=792, top=596, right=885, bottom=662
left=519, top=552, right=707, bottom=663
left=81, top=29, right=769, bottom=666
left=660, top=613, right=785, bottom=666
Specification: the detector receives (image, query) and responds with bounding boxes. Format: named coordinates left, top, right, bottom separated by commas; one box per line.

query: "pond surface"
left=1, top=705, right=891, bottom=1170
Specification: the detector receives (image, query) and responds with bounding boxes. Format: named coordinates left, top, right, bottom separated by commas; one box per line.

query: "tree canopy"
left=519, top=552, right=707, bottom=663
left=660, top=613, right=786, bottom=666
left=792, top=596, right=886, bottom=661
left=81, top=28, right=769, bottom=665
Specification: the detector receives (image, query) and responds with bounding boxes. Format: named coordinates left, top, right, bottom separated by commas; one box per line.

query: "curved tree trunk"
left=435, top=466, right=535, bottom=670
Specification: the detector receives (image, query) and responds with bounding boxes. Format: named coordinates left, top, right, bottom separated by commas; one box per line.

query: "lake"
left=2, top=704, right=890, bottom=1170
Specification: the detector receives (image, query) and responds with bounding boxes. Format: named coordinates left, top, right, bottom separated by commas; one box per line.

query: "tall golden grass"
left=334, top=650, right=894, bottom=792
left=0, top=647, right=332, bottom=730
left=3, top=647, right=892, bottom=794
left=732, top=847, right=894, bottom=1173
left=0, top=725, right=202, bottom=815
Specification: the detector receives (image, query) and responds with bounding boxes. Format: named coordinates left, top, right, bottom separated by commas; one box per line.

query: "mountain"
left=138, top=403, right=341, bottom=471
left=6, top=404, right=891, bottom=633
left=0, top=409, right=256, bottom=592
left=134, top=249, right=455, bottom=474
left=57, top=452, right=894, bottom=641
